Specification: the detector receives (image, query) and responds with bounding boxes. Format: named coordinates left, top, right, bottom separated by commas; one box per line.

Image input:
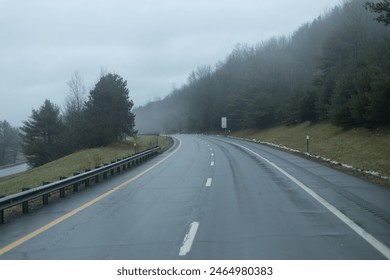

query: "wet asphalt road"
left=0, top=134, right=389, bottom=259
left=0, top=163, right=29, bottom=178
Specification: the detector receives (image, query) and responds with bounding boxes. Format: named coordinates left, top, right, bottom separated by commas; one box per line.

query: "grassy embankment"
left=231, top=122, right=390, bottom=186
left=0, top=135, right=173, bottom=197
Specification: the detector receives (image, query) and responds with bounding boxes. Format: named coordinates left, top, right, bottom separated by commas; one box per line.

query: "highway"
left=0, top=163, right=29, bottom=178
left=0, top=134, right=389, bottom=259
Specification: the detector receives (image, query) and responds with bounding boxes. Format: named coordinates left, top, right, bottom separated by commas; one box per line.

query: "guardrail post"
left=42, top=182, right=50, bottom=205
left=0, top=195, right=4, bottom=224
left=84, top=169, right=90, bottom=187
left=111, top=161, right=115, bottom=176
left=95, top=166, right=100, bottom=183
left=43, top=194, right=49, bottom=205
left=22, top=188, right=30, bottom=213
left=73, top=173, right=80, bottom=192
left=59, top=177, right=67, bottom=198
left=103, top=164, right=108, bottom=179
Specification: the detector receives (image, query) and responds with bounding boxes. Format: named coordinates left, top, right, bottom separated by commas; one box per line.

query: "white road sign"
left=221, top=117, right=227, bottom=129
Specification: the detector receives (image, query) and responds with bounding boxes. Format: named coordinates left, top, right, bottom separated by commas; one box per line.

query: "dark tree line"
left=20, top=72, right=137, bottom=167
left=135, top=0, right=390, bottom=133
left=0, top=120, right=21, bottom=166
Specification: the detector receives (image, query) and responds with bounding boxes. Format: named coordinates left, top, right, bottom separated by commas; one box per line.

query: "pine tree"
left=20, top=100, right=65, bottom=167
left=83, top=73, right=136, bottom=147
left=365, top=0, right=390, bottom=25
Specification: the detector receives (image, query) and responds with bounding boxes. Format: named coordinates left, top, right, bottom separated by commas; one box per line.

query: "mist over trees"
left=0, top=120, right=21, bottom=166
left=20, top=72, right=136, bottom=167
left=135, top=0, right=390, bottom=133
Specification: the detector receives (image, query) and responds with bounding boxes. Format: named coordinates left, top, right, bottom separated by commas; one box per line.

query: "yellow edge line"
left=0, top=138, right=181, bottom=256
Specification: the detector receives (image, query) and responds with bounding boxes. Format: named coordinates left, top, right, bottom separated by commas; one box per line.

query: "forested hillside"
left=134, top=0, right=390, bottom=133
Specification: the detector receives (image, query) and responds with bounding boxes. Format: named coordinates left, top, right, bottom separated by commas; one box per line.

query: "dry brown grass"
left=232, top=122, right=390, bottom=178
left=0, top=135, right=173, bottom=197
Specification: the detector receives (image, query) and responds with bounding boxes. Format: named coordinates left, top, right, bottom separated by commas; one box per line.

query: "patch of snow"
left=226, top=135, right=390, bottom=182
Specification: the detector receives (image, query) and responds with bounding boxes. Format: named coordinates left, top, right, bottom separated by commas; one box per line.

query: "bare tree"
left=62, top=71, right=87, bottom=151
left=65, top=71, right=86, bottom=116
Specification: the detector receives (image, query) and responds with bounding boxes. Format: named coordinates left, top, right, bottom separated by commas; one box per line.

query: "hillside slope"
left=231, top=122, right=390, bottom=184
left=0, top=135, right=173, bottom=197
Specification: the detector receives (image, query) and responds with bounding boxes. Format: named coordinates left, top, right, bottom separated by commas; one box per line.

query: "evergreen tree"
left=20, top=100, right=65, bottom=167
left=135, top=0, right=390, bottom=133
left=83, top=73, right=136, bottom=147
left=365, top=0, right=390, bottom=25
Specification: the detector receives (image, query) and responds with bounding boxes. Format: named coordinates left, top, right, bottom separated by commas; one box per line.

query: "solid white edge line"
left=224, top=139, right=390, bottom=260
left=205, top=178, right=213, bottom=187
left=178, top=222, right=199, bottom=256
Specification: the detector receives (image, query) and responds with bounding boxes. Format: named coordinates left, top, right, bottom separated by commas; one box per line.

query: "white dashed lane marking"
left=179, top=222, right=199, bottom=256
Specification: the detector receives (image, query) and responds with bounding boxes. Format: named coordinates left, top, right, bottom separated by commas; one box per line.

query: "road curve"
left=0, top=134, right=389, bottom=259
left=0, top=163, right=29, bottom=178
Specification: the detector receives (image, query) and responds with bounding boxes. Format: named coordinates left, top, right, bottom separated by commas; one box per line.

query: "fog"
left=134, top=0, right=390, bottom=133
left=0, top=0, right=340, bottom=126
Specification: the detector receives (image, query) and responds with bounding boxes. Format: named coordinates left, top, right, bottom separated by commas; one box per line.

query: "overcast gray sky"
left=0, top=0, right=341, bottom=126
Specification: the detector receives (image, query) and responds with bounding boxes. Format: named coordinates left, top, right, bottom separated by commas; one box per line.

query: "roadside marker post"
left=306, top=135, right=310, bottom=153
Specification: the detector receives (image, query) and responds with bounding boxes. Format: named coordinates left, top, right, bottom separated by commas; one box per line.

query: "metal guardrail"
left=0, top=146, right=161, bottom=224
